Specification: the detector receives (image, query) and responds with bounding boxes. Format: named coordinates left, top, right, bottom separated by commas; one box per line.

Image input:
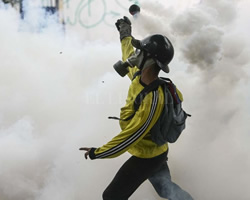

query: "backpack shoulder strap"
left=159, top=77, right=181, bottom=104
left=108, top=78, right=165, bottom=121
left=118, top=79, right=164, bottom=121
left=133, top=79, right=165, bottom=112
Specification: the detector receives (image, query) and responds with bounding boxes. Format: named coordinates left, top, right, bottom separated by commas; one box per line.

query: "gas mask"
left=113, top=49, right=155, bottom=77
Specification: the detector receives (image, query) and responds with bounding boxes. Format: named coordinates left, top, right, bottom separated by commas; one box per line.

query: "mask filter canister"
left=113, top=49, right=143, bottom=77
left=113, top=60, right=130, bottom=77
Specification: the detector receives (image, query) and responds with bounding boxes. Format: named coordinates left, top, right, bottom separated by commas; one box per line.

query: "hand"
left=79, top=147, right=91, bottom=159
left=115, top=16, right=132, bottom=41
left=115, top=16, right=131, bottom=30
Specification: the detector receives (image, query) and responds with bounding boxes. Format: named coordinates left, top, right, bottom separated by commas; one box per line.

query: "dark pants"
left=103, top=151, right=194, bottom=200
left=102, top=151, right=167, bottom=200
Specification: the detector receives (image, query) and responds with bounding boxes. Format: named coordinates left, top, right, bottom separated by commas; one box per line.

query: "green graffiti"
left=79, top=0, right=106, bottom=28
left=64, top=0, right=140, bottom=29
left=66, top=0, right=84, bottom=26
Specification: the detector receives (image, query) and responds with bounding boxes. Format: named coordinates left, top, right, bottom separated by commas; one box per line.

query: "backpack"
left=108, top=74, right=191, bottom=145
left=149, top=77, right=191, bottom=145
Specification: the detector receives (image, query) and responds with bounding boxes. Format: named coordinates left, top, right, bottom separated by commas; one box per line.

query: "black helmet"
left=131, top=34, right=174, bottom=73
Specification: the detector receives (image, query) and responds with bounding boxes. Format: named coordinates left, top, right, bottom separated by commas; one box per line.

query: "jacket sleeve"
left=89, top=90, right=164, bottom=160
left=121, top=37, right=140, bottom=80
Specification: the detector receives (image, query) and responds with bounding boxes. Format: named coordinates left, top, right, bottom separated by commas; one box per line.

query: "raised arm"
left=115, top=16, right=139, bottom=80
left=121, top=37, right=139, bottom=80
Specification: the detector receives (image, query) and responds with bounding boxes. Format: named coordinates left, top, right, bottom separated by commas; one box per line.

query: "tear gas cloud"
left=0, top=0, right=250, bottom=200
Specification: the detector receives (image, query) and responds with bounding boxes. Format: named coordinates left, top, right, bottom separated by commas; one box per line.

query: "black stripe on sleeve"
left=95, top=91, right=159, bottom=159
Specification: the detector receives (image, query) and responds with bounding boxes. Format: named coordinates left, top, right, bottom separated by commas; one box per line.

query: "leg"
left=148, top=162, right=194, bottom=200
left=103, top=152, right=167, bottom=200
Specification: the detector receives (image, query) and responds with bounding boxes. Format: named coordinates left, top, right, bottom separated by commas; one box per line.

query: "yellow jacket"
left=89, top=37, right=168, bottom=159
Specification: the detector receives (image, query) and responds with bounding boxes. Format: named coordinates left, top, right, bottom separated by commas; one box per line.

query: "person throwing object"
left=80, top=16, right=194, bottom=200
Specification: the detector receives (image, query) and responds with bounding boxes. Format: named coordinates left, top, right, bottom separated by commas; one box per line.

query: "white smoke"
left=0, top=2, right=129, bottom=200
left=0, top=0, right=250, bottom=200
left=132, top=0, right=250, bottom=199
